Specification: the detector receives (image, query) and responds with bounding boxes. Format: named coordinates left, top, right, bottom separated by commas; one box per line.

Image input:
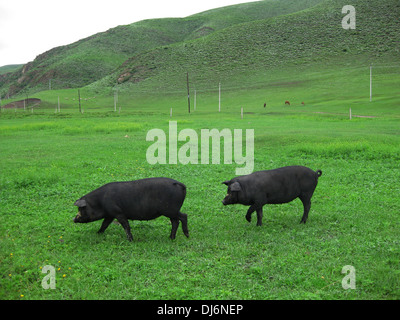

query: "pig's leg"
left=178, top=212, right=189, bottom=238
left=116, top=216, right=133, bottom=241
left=299, top=193, right=312, bottom=224
left=256, top=207, right=263, bottom=226
left=170, top=218, right=180, bottom=240
left=245, top=204, right=256, bottom=223
left=246, top=203, right=262, bottom=224
left=97, top=217, right=114, bottom=234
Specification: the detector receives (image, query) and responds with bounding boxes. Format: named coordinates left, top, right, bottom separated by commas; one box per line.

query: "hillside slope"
left=0, top=0, right=325, bottom=98
left=0, top=65, right=23, bottom=75
left=102, top=0, right=399, bottom=94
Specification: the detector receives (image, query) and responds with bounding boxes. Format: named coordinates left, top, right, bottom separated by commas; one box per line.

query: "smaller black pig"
left=222, top=166, right=322, bottom=225
left=73, top=177, right=189, bottom=241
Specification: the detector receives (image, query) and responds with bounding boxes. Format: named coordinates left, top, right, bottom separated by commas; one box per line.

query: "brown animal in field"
left=264, top=103, right=266, bottom=108
left=285, top=100, right=290, bottom=106
left=301, top=102, right=305, bottom=105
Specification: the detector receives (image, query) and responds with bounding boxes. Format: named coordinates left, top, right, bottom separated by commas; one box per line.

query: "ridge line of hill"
left=0, top=0, right=327, bottom=98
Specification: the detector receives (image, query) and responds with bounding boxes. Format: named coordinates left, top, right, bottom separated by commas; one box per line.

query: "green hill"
left=0, top=64, right=23, bottom=75
left=0, top=0, right=325, bottom=97
left=1, top=0, right=398, bottom=100
left=100, top=0, right=399, bottom=94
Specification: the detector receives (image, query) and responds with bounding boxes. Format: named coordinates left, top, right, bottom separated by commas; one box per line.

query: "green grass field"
left=1, top=70, right=399, bottom=299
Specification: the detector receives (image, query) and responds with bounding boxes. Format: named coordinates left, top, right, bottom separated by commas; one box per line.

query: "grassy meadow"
left=1, top=65, right=400, bottom=300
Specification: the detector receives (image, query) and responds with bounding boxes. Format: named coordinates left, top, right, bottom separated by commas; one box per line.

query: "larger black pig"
left=73, top=177, right=189, bottom=241
left=222, top=166, right=322, bottom=225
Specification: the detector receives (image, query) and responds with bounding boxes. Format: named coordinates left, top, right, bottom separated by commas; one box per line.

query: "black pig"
left=222, top=166, right=322, bottom=225
left=73, top=177, right=189, bottom=241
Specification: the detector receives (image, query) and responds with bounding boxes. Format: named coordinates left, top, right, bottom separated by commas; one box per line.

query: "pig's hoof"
left=246, top=215, right=251, bottom=223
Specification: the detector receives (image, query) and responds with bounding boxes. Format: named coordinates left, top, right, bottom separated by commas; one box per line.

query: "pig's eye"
left=78, top=207, right=86, bottom=214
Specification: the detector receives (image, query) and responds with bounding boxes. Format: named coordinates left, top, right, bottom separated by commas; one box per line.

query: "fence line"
left=1, top=63, right=399, bottom=104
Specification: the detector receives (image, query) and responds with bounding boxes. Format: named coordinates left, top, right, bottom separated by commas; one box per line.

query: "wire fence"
left=1, top=62, right=399, bottom=114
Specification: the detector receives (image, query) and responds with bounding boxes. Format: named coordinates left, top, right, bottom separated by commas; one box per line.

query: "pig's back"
left=102, top=178, right=186, bottom=219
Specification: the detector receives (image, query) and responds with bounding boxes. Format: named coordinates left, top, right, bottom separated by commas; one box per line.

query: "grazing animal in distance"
left=285, top=100, right=290, bottom=106
left=264, top=102, right=266, bottom=108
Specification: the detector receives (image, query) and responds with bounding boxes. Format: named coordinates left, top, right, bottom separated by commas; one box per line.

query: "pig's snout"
left=222, top=194, right=230, bottom=205
left=73, top=211, right=82, bottom=223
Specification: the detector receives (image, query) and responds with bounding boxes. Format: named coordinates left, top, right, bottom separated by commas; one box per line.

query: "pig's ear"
left=222, top=180, right=231, bottom=186
left=74, top=199, right=87, bottom=207
left=230, top=181, right=242, bottom=192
